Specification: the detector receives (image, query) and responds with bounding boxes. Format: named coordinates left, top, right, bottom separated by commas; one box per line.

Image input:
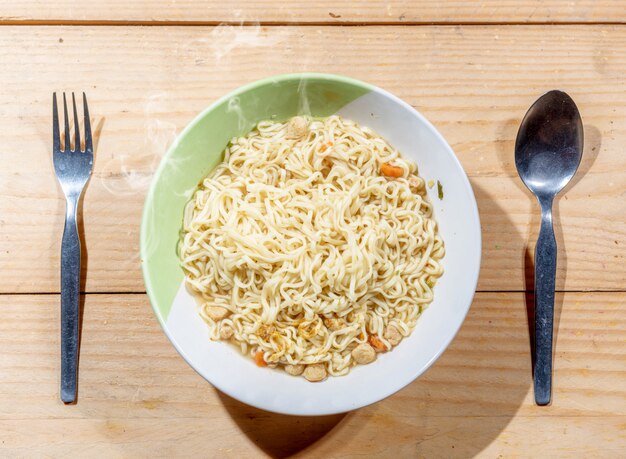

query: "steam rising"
left=104, top=21, right=290, bottom=197
left=101, top=92, right=178, bottom=196
left=297, top=78, right=311, bottom=116
left=122, top=21, right=315, bottom=264
left=184, top=21, right=284, bottom=64
left=227, top=96, right=254, bottom=132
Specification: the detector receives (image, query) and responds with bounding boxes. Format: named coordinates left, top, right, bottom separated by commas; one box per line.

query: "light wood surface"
left=0, top=25, right=625, bottom=294
left=0, top=1, right=625, bottom=24
left=0, top=293, right=624, bottom=457
left=1, top=3, right=625, bottom=458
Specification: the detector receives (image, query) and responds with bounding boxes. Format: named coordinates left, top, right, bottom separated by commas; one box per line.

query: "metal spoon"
left=515, top=90, right=583, bottom=405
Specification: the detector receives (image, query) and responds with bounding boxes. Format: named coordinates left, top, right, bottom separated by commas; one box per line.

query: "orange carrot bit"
left=380, top=162, right=403, bottom=178
left=368, top=334, right=387, bottom=352
left=254, top=351, right=267, bottom=367
left=319, top=141, right=333, bottom=152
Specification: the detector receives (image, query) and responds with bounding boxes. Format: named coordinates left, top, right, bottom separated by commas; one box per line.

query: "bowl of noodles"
left=141, top=73, right=481, bottom=415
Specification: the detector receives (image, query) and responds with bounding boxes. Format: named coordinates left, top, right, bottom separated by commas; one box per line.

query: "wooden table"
left=1, top=2, right=625, bottom=457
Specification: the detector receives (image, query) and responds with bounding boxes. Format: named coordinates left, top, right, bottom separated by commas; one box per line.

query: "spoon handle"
left=534, top=199, right=557, bottom=405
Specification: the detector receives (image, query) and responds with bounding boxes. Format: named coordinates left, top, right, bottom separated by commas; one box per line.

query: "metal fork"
left=52, top=93, right=93, bottom=403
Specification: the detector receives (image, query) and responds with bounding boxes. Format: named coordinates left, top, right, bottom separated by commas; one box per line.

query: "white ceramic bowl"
left=141, top=73, right=481, bottom=415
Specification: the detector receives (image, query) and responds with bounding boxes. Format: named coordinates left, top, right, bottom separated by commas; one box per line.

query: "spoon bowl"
left=515, top=90, right=583, bottom=406
left=516, top=91, right=584, bottom=198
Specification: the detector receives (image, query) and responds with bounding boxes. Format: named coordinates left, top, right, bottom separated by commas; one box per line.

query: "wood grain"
left=0, top=1, right=625, bottom=24
left=2, top=4, right=625, bottom=457
left=0, top=25, right=624, bottom=294
left=0, top=292, right=623, bottom=457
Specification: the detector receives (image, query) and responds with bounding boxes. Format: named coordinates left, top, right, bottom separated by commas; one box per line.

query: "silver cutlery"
left=515, top=90, right=583, bottom=405
left=52, top=92, right=93, bottom=403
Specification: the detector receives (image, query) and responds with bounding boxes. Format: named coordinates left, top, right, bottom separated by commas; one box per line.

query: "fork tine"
left=71, top=93, right=81, bottom=152
left=62, top=93, right=71, bottom=151
left=83, top=93, right=93, bottom=153
left=52, top=93, right=60, bottom=151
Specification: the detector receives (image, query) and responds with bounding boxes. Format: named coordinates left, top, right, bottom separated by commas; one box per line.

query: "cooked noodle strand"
left=180, top=116, right=444, bottom=379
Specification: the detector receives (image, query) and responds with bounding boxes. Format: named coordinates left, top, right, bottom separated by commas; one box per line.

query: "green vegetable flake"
left=437, top=180, right=444, bottom=200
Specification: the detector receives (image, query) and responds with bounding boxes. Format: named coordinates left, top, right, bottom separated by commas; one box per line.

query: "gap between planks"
left=0, top=20, right=626, bottom=26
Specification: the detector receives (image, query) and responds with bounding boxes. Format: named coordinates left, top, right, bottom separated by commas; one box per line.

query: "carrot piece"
left=254, top=351, right=267, bottom=367
left=380, top=162, right=403, bottom=178
left=319, top=142, right=333, bottom=152
left=368, top=335, right=387, bottom=352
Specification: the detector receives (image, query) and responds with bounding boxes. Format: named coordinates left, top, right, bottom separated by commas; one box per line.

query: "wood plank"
left=1, top=417, right=624, bottom=458
left=0, top=292, right=624, bottom=457
left=0, top=1, right=625, bottom=24
left=0, top=25, right=625, bottom=293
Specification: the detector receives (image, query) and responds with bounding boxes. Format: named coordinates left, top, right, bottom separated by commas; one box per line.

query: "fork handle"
left=60, top=197, right=81, bottom=403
